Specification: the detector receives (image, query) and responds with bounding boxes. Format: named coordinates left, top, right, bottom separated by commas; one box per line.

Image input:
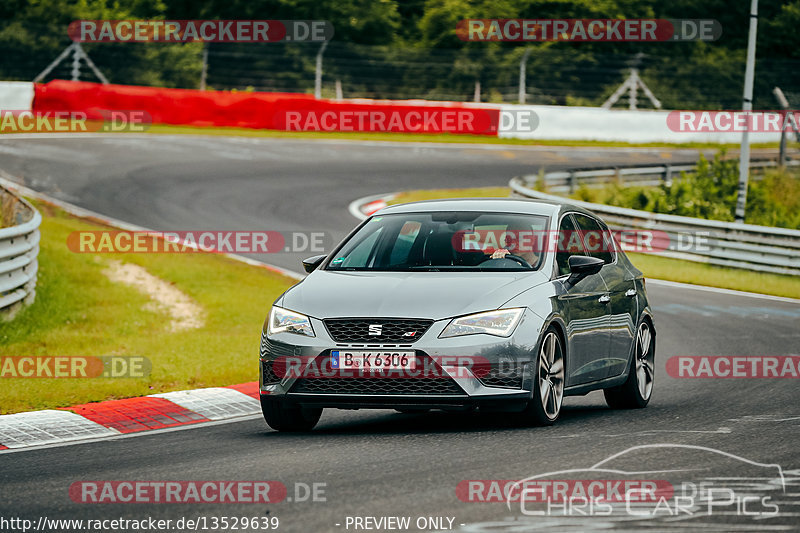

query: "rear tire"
left=604, top=319, right=654, bottom=409
left=260, top=397, right=322, bottom=431
left=519, top=327, right=565, bottom=426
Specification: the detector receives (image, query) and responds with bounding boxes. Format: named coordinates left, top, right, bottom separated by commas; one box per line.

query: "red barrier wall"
left=33, top=80, right=500, bottom=136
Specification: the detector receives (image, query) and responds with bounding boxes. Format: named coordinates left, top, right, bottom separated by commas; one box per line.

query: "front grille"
left=291, top=377, right=465, bottom=395
left=262, top=361, right=281, bottom=384
left=289, top=353, right=466, bottom=396
left=324, top=318, right=433, bottom=343
left=478, top=364, right=525, bottom=389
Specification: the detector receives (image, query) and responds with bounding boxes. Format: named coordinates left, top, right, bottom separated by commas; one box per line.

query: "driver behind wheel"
left=489, top=222, right=539, bottom=266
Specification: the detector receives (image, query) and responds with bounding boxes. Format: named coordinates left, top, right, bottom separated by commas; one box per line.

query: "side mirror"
left=565, top=255, right=604, bottom=288
left=302, top=254, right=327, bottom=273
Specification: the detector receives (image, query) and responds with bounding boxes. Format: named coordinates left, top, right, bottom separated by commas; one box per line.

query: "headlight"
left=439, top=308, right=524, bottom=338
left=267, top=306, right=315, bottom=337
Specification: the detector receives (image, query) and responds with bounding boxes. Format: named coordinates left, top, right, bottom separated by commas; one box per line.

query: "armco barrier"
left=33, top=81, right=500, bottom=134
left=510, top=171, right=800, bottom=276
left=533, top=158, right=800, bottom=194
left=0, top=185, right=41, bottom=319
left=29, top=81, right=795, bottom=142
left=497, top=104, right=784, bottom=144
left=34, top=80, right=314, bottom=127
left=0, top=81, right=35, bottom=110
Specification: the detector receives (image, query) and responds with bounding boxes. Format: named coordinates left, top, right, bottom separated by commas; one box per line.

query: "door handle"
left=625, top=288, right=637, bottom=297
left=598, top=294, right=610, bottom=304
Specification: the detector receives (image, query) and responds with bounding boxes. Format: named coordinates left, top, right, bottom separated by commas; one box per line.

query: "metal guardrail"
left=510, top=163, right=800, bottom=276
left=537, top=157, right=800, bottom=193
left=0, top=185, right=41, bottom=319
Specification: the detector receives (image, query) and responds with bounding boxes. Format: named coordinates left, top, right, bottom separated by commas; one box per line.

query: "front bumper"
left=259, top=310, right=542, bottom=411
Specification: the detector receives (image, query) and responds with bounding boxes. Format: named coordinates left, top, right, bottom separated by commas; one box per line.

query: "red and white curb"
left=347, top=192, right=397, bottom=221
left=0, top=383, right=261, bottom=452
left=0, top=172, right=302, bottom=453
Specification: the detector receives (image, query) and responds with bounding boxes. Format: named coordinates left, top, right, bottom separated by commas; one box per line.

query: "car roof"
left=377, top=197, right=596, bottom=219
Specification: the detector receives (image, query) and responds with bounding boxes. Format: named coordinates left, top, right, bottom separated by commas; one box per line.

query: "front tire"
left=520, top=327, right=565, bottom=426
left=261, top=397, right=322, bottom=431
left=604, top=319, right=654, bottom=409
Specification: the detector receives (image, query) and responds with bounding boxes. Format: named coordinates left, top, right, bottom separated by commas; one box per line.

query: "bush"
left=579, top=151, right=800, bottom=229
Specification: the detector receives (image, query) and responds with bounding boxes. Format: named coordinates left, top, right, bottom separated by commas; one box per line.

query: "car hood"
left=280, top=270, right=550, bottom=320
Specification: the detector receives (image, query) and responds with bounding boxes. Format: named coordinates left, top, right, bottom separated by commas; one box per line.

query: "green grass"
left=383, top=187, right=800, bottom=299
left=0, top=201, right=296, bottom=414
left=628, top=253, right=800, bottom=299
left=387, top=187, right=511, bottom=205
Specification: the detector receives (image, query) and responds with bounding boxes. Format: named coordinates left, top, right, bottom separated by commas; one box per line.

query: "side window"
left=598, top=220, right=617, bottom=262
left=556, top=214, right=584, bottom=276
left=573, top=214, right=613, bottom=264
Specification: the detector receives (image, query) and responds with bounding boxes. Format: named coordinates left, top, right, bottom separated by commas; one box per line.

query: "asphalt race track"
left=1, top=135, right=798, bottom=532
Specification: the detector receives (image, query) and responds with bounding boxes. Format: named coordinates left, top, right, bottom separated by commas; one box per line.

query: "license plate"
left=331, top=350, right=416, bottom=370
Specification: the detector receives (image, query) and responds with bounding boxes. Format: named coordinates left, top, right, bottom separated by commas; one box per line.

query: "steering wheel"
left=481, top=254, right=532, bottom=268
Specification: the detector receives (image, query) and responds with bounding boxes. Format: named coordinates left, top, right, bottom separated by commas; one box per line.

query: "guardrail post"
left=568, top=171, right=576, bottom=194
left=664, top=164, right=672, bottom=185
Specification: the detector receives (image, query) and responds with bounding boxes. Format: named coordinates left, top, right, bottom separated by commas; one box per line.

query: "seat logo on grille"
left=403, top=331, right=417, bottom=337
left=368, top=324, right=382, bottom=336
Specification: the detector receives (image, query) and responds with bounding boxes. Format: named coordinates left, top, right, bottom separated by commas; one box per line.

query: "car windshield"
left=326, top=211, right=549, bottom=272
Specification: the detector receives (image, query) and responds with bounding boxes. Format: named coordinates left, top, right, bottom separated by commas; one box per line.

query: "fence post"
left=71, top=43, right=81, bottom=81
left=200, top=44, right=209, bottom=90
left=34, top=42, right=108, bottom=84
left=314, top=41, right=328, bottom=99
left=518, top=48, right=532, bottom=104
left=735, top=0, right=759, bottom=223
left=773, top=87, right=797, bottom=168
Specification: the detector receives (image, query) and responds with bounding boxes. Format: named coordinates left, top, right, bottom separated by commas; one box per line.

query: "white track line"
left=0, top=132, right=688, bottom=152
left=0, top=414, right=262, bottom=455
left=0, top=171, right=305, bottom=281
left=646, top=279, right=800, bottom=304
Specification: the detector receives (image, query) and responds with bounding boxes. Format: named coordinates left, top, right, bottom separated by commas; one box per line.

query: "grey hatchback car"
left=259, top=199, right=655, bottom=431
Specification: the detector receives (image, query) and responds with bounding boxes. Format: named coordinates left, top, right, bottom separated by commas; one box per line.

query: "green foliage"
left=1, top=0, right=798, bottom=104
left=579, top=152, right=800, bottom=229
